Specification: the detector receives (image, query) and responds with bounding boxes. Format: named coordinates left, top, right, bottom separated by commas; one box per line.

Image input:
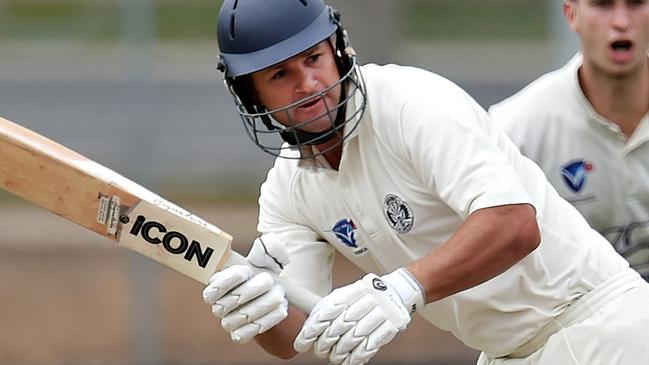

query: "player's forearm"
left=409, top=203, right=540, bottom=303
left=254, top=306, right=307, bottom=359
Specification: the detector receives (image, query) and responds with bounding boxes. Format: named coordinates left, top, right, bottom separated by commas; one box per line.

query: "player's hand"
left=294, top=268, right=425, bottom=365
left=202, top=235, right=290, bottom=344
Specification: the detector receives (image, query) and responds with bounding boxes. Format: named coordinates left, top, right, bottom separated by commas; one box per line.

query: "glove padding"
left=294, top=269, right=425, bottom=365
left=202, top=235, right=290, bottom=344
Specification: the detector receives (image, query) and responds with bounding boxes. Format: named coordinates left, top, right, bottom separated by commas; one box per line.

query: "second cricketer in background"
left=202, top=1, right=649, bottom=364
left=490, top=0, right=649, bottom=279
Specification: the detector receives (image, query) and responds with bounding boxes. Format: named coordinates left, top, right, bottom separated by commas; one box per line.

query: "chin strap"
left=258, top=83, right=349, bottom=147
left=257, top=113, right=340, bottom=146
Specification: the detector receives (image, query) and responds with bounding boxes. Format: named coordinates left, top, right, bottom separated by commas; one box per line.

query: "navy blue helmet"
left=216, top=0, right=367, bottom=158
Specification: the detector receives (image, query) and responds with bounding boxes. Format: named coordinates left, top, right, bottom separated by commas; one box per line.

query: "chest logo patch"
left=560, top=159, right=593, bottom=193
left=332, top=218, right=358, bottom=248
left=383, top=194, right=414, bottom=234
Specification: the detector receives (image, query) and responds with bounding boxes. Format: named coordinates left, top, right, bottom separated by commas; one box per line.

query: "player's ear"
left=232, top=75, right=263, bottom=111
left=243, top=74, right=265, bottom=106
left=563, top=0, right=579, bottom=33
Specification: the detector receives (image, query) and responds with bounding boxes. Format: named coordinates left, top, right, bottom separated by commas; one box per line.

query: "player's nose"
left=294, top=68, right=319, bottom=95
left=611, top=3, right=631, bottom=32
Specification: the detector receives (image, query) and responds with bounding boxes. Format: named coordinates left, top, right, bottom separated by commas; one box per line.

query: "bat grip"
left=226, top=252, right=320, bottom=314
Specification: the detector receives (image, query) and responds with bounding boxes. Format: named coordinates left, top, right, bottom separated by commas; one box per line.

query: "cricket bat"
left=0, top=116, right=319, bottom=313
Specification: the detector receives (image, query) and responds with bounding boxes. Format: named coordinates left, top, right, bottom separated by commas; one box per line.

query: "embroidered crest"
left=383, top=194, right=414, bottom=234
left=561, top=159, right=593, bottom=193
left=332, top=218, right=358, bottom=248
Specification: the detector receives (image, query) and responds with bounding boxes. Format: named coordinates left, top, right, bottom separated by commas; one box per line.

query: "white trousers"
left=477, top=270, right=649, bottom=365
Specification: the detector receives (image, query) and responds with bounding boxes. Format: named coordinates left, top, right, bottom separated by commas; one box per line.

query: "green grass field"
left=403, top=0, right=547, bottom=40
left=0, top=0, right=547, bottom=41
left=0, top=0, right=223, bottom=40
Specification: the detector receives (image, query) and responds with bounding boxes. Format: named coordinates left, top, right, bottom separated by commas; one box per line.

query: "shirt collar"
left=568, top=52, right=649, bottom=146
left=625, top=114, right=649, bottom=153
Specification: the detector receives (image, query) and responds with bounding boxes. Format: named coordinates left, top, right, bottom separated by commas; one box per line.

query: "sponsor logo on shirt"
left=330, top=218, right=368, bottom=256
left=332, top=218, right=358, bottom=248
left=383, top=194, right=414, bottom=234
left=601, top=220, right=649, bottom=281
left=560, top=159, right=593, bottom=193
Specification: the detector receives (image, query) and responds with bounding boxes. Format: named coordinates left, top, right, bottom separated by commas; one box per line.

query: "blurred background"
left=0, top=1, right=578, bottom=364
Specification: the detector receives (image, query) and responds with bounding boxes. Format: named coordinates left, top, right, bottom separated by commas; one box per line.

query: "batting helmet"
left=216, top=0, right=367, bottom=159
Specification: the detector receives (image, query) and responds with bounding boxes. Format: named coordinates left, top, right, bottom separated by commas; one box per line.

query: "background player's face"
left=565, top=0, right=649, bottom=77
left=250, top=41, right=342, bottom=133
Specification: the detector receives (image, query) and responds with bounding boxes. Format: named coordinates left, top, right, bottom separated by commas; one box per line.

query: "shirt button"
left=341, top=179, right=349, bottom=190
left=353, top=203, right=363, bottom=215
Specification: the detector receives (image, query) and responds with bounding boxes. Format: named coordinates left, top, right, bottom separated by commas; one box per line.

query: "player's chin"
left=605, top=61, right=644, bottom=78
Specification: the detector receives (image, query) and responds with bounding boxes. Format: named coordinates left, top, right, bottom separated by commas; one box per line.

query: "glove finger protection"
left=313, top=296, right=378, bottom=358
left=328, top=294, right=376, bottom=337
left=221, top=284, right=288, bottom=331
left=328, top=327, right=365, bottom=363
left=202, top=234, right=291, bottom=344
left=294, top=280, right=367, bottom=353
left=211, top=271, right=276, bottom=317
left=294, top=268, right=425, bottom=364
left=365, top=320, right=400, bottom=351
left=318, top=302, right=388, bottom=361
left=203, top=264, right=254, bottom=306
left=229, top=305, right=289, bottom=343
left=341, top=340, right=378, bottom=365
left=336, top=320, right=399, bottom=365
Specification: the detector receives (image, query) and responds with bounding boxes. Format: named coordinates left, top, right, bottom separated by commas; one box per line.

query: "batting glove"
left=294, top=268, right=425, bottom=365
left=202, top=235, right=290, bottom=344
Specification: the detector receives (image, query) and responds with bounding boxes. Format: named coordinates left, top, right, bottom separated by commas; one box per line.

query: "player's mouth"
left=295, top=95, right=332, bottom=120
left=298, top=97, right=322, bottom=110
left=610, top=39, right=634, bottom=63
left=290, top=95, right=338, bottom=132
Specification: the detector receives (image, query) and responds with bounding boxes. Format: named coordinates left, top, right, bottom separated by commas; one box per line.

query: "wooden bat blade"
left=0, top=116, right=232, bottom=281
left=0, top=116, right=136, bottom=238
left=0, top=116, right=319, bottom=313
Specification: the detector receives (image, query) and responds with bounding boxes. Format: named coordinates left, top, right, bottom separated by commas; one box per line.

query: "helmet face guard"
left=229, top=53, right=366, bottom=158
left=216, top=0, right=367, bottom=159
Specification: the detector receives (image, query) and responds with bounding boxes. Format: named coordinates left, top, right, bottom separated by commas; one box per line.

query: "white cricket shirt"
left=257, top=64, right=629, bottom=357
left=490, top=53, right=649, bottom=279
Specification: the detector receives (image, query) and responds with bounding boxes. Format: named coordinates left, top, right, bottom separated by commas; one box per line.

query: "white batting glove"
left=202, top=235, right=290, bottom=344
left=294, top=268, right=425, bottom=365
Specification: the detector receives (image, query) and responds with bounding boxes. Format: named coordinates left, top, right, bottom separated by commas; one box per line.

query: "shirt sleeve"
left=488, top=98, right=532, bottom=157
left=398, top=89, right=535, bottom=217
left=257, top=158, right=335, bottom=297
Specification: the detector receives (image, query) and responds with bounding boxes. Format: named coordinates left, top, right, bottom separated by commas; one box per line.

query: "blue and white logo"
left=332, top=218, right=358, bottom=248
left=560, top=159, right=593, bottom=193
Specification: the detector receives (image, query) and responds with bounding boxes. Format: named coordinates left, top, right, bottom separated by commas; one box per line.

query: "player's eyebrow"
left=265, top=43, right=323, bottom=73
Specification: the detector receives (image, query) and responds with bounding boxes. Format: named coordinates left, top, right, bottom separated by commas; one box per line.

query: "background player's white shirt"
left=257, top=64, right=628, bottom=357
left=489, top=53, right=649, bottom=279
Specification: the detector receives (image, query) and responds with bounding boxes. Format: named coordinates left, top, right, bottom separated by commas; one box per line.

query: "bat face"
left=117, top=198, right=233, bottom=284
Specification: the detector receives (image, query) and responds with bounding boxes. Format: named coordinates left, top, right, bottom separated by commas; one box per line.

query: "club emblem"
left=383, top=194, right=414, bottom=234
left=561, top=159, right=593, bottom=193
left=332, top=218, right=358, bottom=248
